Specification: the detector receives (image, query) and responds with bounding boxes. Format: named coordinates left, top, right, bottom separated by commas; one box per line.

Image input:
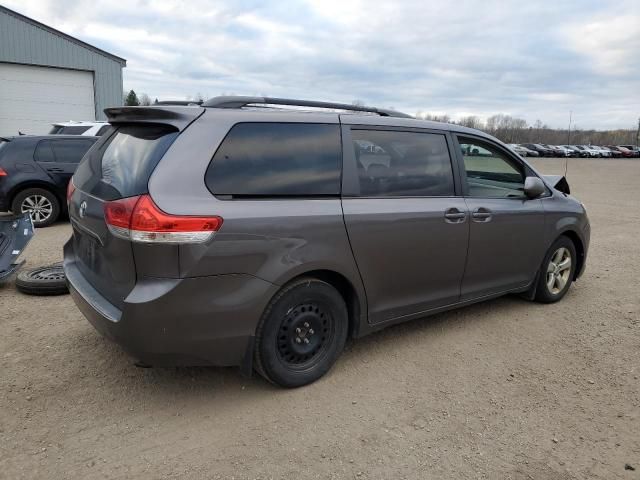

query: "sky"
left=5, top=0, right=640, bottom=130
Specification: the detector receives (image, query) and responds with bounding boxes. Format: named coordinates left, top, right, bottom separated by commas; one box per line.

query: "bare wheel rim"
left=26, top=265, right=65, bottom=281
left=276, top=302, right=335, bottom=370
left=21, top=195, right=53, bottom=223
left=546, top=247, right=572, bottom=295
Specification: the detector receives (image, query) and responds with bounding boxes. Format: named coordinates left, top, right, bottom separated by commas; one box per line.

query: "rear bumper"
left=64, top=240, right=278, bottom=367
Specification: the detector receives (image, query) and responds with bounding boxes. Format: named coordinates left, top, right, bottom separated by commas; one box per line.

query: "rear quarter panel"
left=147, top=109, right=367, bottom=318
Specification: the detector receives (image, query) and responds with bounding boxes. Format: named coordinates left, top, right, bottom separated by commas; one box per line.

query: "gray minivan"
left=64, top=96, right=590, bottom=387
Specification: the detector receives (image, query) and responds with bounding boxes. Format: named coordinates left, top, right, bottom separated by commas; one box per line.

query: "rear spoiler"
left=543, top=175, right=570, bottom=195
left=104, top=106, right=205, bottom=131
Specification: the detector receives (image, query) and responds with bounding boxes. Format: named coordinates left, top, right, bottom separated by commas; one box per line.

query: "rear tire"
left=254, top=277, right=348, bottom=388
left=15, top=263, right=68, bottom=296
left=534, top=237, right=576, bottom=303
left=12, top=188, right=60, bottom=227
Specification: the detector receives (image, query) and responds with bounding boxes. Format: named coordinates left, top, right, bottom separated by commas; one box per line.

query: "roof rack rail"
left=154, top=100, right=203, bottom=106
left=202, top=96, right=413, bottom=118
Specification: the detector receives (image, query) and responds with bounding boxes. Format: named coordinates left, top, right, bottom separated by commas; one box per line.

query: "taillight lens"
left=66, top=178, right=76, bottom=205
left=104, top=195, right=222, bottom=244
left=0, top=167, right=8, bottom=176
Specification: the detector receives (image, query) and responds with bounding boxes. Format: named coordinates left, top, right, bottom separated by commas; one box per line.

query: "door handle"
left=46, top=167, right=64, bottom=173
left=444, top=208, right=467, bottom=224
left=471, top=207, right=492, bottom=222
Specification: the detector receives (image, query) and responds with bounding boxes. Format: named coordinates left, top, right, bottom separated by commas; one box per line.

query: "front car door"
left=454, top=135, right=547, bottom=300
left=341, top=125, right=469, bottom=324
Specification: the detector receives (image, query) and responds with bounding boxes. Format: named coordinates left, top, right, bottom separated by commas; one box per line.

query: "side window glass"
left=51, top=140, right=95, bottom=164
left=351, top=129, right=454, bottom=197
left=206, top=123, right=341, bottom=196
left=458, top=137, right=525, bottom=198
left=34, top=140, right=55, bottom=163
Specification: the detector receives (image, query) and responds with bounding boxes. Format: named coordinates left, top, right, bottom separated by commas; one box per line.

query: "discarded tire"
left=15, top=262, right=68, bottom=296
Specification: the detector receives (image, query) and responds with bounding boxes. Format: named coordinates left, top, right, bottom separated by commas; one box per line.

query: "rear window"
left=205, top=123, right=341, bottom=197
left=55, top=126, right=92, bottom=135
left=73, top=124, right=178, bottom=200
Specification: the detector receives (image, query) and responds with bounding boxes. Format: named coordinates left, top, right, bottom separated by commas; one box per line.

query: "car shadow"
left=73, top=292, right=545, bottom=399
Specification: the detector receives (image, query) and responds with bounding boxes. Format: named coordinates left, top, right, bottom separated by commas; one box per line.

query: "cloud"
left=4, top=0, right=639, bottom=129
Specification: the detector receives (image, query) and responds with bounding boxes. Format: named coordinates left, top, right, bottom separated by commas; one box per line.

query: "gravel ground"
left=0, top=158, right=638, bottom=479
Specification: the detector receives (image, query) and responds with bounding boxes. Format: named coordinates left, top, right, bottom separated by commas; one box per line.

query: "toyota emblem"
left=79, top=201, right=87, bottom=218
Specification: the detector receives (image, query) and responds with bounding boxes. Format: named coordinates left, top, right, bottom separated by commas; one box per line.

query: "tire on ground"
left=254, top=277, right=348, bottom=388
left=15, top=262, right=68, bottom=296
left=534, top=236, right=577, bottom=304
left=11, top=188, right=61, bottom=228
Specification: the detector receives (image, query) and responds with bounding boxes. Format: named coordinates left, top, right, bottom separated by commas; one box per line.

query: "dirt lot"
left=1, top=158, right=638, bottom=479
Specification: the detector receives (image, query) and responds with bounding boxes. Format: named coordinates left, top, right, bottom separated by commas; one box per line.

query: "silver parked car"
left=64, top=96, right=590, bottom=387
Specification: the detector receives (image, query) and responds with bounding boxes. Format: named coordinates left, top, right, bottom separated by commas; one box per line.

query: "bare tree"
left=458, top=115, right=484, bottom=129
left=139, top=93, right=152, bottom=106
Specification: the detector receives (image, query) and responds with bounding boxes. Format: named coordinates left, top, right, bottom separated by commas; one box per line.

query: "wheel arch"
left=277, top=269, right=364, bottom=340
left=558, top=230, right=585, bottom=280
left=9, top=181, right=64, bottom=209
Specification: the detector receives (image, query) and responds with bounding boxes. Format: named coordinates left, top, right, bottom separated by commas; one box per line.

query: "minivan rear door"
left=341, top=124, right=469, bottom=324
left=68, top=107, right=203, bottom=308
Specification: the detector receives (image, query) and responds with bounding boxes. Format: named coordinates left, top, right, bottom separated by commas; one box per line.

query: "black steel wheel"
left=254, top=277, right=348, bottom=388
left=15, top=262, right=69, bottom=296
left=276, top=302, right=335, bottom=369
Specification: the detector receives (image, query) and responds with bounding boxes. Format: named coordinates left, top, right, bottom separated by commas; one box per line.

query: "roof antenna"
left=565, top=110, right=572, bottom=178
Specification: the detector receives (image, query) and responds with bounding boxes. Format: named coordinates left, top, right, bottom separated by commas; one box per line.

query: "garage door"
left=0, top=63, right=95, bottom=136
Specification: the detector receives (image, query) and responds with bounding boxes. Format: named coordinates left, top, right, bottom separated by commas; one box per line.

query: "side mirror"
left=524, top=176, right=545, bottom=199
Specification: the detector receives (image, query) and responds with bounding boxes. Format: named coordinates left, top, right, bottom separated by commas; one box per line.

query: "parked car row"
left=508, top=143, right=639, bottom=158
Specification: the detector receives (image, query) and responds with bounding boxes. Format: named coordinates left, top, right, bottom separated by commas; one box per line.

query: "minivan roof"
left=105, top=95, right=503, bottom=145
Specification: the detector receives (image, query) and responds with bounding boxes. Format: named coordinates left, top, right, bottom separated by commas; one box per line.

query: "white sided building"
left=0, top=6, right=126, bottom=136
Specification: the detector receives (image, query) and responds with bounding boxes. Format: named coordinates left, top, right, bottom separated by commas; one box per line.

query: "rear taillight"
left=0, top=167, right=7, bottom=176
left=66, top=178, right=76, bottom=205
left=104, top=194, right=222, bottom=244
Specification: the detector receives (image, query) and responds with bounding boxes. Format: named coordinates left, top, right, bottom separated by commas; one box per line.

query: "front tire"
left=534, top=237, right=576, bottom=303
left=12, top=188, right=60, bottom=227
left=254, top=277, right=348, bottom=388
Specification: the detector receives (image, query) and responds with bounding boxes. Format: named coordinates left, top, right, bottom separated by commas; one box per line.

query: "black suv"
left=0, top=135, right=98, bottom=227
left=522, top=143, right=554, bottom=157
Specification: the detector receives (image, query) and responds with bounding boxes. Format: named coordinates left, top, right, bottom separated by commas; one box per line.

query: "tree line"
left=123, top=90, right=205, bottom=107
left=414, top=111, right=639, bottom=146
